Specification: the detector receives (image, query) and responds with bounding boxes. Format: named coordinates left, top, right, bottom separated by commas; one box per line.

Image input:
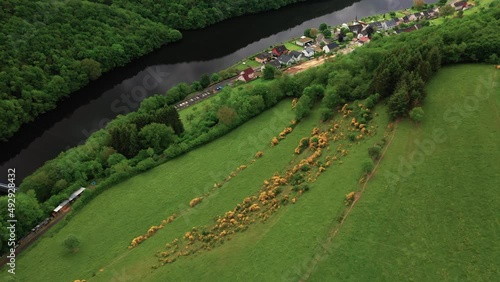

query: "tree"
left=387, top=84, right=410, bottom=120
left=211, top=73, right=220, bottom=83
left=389, top=11, right=396, bottom=18
left=108, top=122, right=139, bottom=158
left=368, top=145, right=382, bottom=160
left=362, top=159, right=375, bottom=176
left=437, top=0, right=447, bottom=7
left=409, top=107, right=424, bottom=123
left=263, top=64, right=276, bottom=80
left=200, top=74, right=211, bottom=88
left=413, top=0, right=425, bottom=10
left=302, top=84, right=325, bottom=101
left=322, top=88, right=341, bottom=109
left=191, top=81, right=202, bottom=91
left=80, top=58, right=102, bottom=81
left=64, top=234, right=80, bottom=252
left=440, top=5, right=455, bottom=18
left=107, top=153, right=126, bottom=166
left=304, top=28, right=312, bottom=38
left=322, top=29, right=332, bottom=39
left=319, top=23, right=328, bottom=32
left=217, top=106, right=237, bottom=125
left=295, top=94, right=312, bottom=120
left=309, top=28, right=319, bottom=38
left=457, top=10, right=464, bottom=18
left=154, top=106, right=184, bottom=135
left=138, top=123, right=176, bottom=153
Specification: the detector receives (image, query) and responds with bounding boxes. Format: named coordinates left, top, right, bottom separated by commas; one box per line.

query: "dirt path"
left=284, top=56, right=329, bottom=75
left=299, top=121, right=400, bottom=281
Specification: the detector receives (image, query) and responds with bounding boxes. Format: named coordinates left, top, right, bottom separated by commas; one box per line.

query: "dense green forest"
left=0, top=0, right=310, bottom=142
left=90, top=0, right=309, bottom=29
left=1, top=2, right=500, bottom=253
left=0, top=0, right=181, bottom=141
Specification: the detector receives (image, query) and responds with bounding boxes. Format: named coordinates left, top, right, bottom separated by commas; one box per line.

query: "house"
left=277, top=54, right=295, bottom=66
left=360, top=25, right=375, bottom=37
left=295, top=36, right=314, bottom=46
left=255, top=52, right=271, bottom=63
left=348, top=24, right=363, bottom=35
left=322, top=42, right=339, bottom=53
left=237, top=67, right=256, bottom=82
left=369, top=21, right=383, bottom=30
left=358, top=36, right=370, bottom=44
left=302, top=47, right=315, bottom=58
left=267, top=59, right=281, bottom=69
left=382, top=18, right=398, bottom=30
left=454, top=1, right=468, bottom=10
left=401, top=15, right=410, bottom=23
left=272, top=45, right=288, bottom=57
left=413, top=12, right=423, bottom=20
left=425, top=9, right=437, bottom=18
left=289, top=50, right=303, bottom=61
left=394, top=24, right=422, bottom=34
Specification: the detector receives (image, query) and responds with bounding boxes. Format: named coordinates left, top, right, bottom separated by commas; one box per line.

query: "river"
left=0, top=0, right=429, bottom=185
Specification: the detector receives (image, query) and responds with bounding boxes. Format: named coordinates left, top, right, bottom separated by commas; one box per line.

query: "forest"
left=0, top=0, right=181, bottom=141
left=1, top=2, right=499, bottom=253
left=0, top=0, right=309, bottom=142
left=89, top=0, right=309, bottom=29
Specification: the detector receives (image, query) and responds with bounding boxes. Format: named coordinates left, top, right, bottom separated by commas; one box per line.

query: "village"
left=174, top=0, right=474, bottom=110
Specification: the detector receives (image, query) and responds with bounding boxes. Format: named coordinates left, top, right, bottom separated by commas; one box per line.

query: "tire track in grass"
left=300, top=121, right=400, bottom=281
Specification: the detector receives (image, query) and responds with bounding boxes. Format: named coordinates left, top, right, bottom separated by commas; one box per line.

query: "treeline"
left=0, top=0, right=182, bottom=141
left=2, top=3, right=499, bottom=253
left=90, top=0, right=310, bottom=30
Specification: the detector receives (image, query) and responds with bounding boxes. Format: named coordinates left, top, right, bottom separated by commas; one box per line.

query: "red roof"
left=240, top=67, right=255, bottom=82
left=359, top=36, right=370, bottom=43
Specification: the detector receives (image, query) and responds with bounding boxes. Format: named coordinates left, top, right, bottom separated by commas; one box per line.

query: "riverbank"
left=172, top=0, right=478, bottom=114
left=0, top=0, right=320, bottom=143
left=1, top=0, right=372, bottom=184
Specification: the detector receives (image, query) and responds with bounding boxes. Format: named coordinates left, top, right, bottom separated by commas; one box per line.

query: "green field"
left=307, top=64, right=500, bottom=281
left=3, top=65, right=498, bottom=281
left=2, top=91, right=389, bottom=281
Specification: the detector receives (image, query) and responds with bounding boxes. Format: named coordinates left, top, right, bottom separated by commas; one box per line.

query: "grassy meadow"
left=307, top=64, right=500, bottom=281
left=2, top=91, right=389, bottom=281
left=2, top=65, right=498, bottom=282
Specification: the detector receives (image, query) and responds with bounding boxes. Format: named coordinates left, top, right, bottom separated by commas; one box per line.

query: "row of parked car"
left=174, top=86, right=223, bottom=110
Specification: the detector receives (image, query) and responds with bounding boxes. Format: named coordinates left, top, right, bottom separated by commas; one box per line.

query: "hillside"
left=5, top=64, right=498, bottom=281
left=2, top=94, right=391, bottom=280
left=307, top=64, right=500, bottom=281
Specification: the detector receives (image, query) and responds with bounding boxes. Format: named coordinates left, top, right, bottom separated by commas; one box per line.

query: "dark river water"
left=0, top=0, right=426, bottom=185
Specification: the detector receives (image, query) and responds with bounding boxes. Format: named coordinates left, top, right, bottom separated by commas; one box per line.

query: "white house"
left=295, top=36, right=314, bottom=46
left=289, top=50, right=303, bottom=61
left=302, top=47, right=315, bottom=58
left=278, top=54, right=295, bottom=66
left=322, top=42, right=339, bottom=53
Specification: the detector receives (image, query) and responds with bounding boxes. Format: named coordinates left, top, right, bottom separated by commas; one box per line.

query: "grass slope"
left=94, top=103, right=390, bottom=282
left=5, top=99, right=297, bottom=281
left=308, top=64, right=500, bottom=281
left=4, top=94, right=389, bottom=281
